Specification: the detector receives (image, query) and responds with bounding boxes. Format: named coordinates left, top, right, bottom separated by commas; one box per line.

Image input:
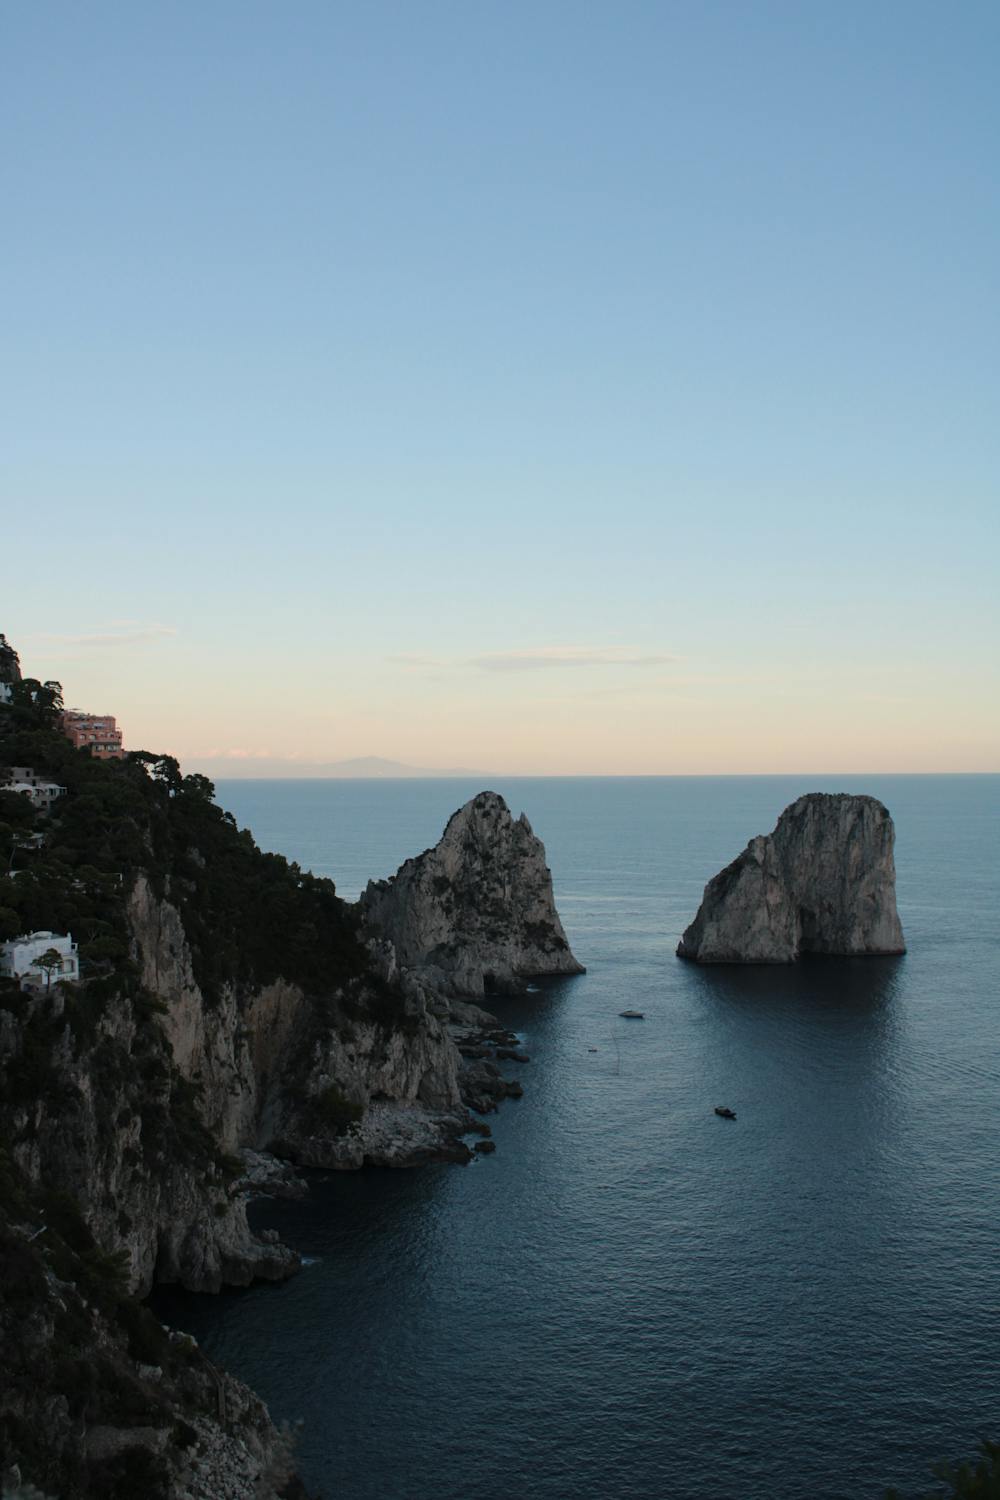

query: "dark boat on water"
left=619, top=1009, right=644, bottom=1019
left=714, top=1106, right=737, bottom=1120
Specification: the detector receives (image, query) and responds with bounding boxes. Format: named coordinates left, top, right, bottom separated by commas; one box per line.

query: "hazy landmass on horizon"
left=198, top=755, right=489, bottom=780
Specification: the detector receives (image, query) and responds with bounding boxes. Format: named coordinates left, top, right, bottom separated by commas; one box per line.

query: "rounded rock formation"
left=677, top=793, right=906, bottom=964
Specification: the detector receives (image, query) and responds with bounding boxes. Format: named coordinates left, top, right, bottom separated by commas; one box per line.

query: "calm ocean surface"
left=155, top=775, right=1000, bottom=1500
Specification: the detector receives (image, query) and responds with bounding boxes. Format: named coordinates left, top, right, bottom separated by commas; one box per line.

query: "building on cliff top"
left=60, top=709, right=125, bottom=759
left=1, top=930, right=80, bottom=990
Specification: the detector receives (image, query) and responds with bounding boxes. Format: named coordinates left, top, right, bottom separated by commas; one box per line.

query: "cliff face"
left=0, top=983, right=296, bottom=1298
left=0, top=1141, right=298, bottom=1500
left=0, top=672, right=582, bottom=1497
left=128, top=874, right=467, bottom=1175
left=677, top=793, right=906, bottom=964
left=3, top=786, right=578, bottom=1309
left=129, top=874, right=302, bottom=1152
left=358, top=791, right=584, bottom=998
left=0, top=861, right=473, bottom=1499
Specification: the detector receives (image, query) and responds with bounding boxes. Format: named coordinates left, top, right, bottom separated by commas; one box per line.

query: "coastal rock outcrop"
left=128, top=875, right=469, bottom=1177
left=0, top=1137, right=299, bottom=1500
left=358, top=791, right=584, bottom=998
left=677, top=793, right=905, bottom=964
left=0, top=980, right=298, bottom=1298
left=0, top=630, right=576, bottom=1496
left=129, top=873, right=305, bottom=1153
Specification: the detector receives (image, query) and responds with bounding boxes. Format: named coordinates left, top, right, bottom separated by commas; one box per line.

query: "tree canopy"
left=0, top=693, right=375, bottom=1005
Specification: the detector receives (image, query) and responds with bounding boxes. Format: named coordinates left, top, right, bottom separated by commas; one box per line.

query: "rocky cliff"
left=677, top=793, right=906, bottom=964
left=2, top=786, right=577, bottom=1300
left=358, top=791, right=585, bottom=999
left=0, top=657, right=584, bottom=1496
left=129, top=872, right=307, bottom=1156
left=127, top=874, right=468, bottom=1175
left=0, top=1140, right=302, bottom=1500
left=0, top=981, right=295, bottom=1299
left=0, top=845, right=492, bottom=1497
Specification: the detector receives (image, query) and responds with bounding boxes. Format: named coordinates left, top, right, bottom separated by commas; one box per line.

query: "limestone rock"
left=1, top=977, right=299, bottom=1297
left=129, top=873, right=305, bottom=1152
left=3, top=794, right=563, bottom=1306
left=0, top=1197, right=295, bottom=1500
left=274, top=1007, right=469, bottom=1169
left=130, top=873, right=469, bottom=1175
left=236, top=1149, right=309, bottom=1200
left=358, top=791, right=584, bottom=997
left=677, top=793, right=906, bottom=964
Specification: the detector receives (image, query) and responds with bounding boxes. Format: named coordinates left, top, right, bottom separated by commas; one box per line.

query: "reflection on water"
left=156, top=776, right=1000, bottom=1500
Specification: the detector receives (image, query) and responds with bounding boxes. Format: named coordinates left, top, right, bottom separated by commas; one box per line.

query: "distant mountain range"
left=192, top=754, right=489, bottom=780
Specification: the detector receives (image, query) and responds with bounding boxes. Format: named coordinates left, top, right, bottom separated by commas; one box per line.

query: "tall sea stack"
left=359, top=790, right=585, bottom=997
left=677, top=793, right=905, bottom=964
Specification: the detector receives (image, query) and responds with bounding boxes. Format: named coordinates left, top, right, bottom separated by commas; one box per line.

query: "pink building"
left=61, top=710, right=125, bottom=759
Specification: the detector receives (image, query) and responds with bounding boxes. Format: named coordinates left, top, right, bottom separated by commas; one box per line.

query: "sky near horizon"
left=2, top=1, right=998, bottom=776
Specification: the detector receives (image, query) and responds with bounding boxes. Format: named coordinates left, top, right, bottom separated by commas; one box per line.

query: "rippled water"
left=154, top=775, right=1000, bottom=1500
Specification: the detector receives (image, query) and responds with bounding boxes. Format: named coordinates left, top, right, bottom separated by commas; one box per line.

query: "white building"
left=2, top=766, right=66, bottom=812
left=0, top=931, right=80, bottom=989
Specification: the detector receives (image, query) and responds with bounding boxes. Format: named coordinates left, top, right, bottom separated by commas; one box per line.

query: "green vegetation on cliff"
left=0, top=696, right=374, bottom=1004
left=0, top=1144, right=205, bottom=1499
left=0, top=653, right=401, bottom=1497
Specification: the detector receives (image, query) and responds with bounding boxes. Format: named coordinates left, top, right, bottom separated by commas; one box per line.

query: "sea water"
left=153, top=775, right=1000, bottom=1500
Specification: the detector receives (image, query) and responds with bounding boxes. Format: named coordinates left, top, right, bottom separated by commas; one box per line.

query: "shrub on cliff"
left=0, top=1151, right=192, bottom=1500
left=308, top=1084, right=364, bottom=1136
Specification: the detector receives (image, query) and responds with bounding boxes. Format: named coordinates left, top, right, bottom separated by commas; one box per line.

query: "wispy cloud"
left=389, top=646, right=678, bottom=674
left=31, top=624, right=177, bottom=650
left=387, top=653, right=446, bottom=670
left=470, top=646, right=677, bottom=672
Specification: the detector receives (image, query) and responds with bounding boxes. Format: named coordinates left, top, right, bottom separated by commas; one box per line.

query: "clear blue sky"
left=3, top=1, right=997, bottom=773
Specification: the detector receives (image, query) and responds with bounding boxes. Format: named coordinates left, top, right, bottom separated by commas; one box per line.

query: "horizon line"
left=203, top=769, right=1000, bottom=781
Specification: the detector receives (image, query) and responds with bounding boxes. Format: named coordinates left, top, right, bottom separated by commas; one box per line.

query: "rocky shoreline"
left=259, top=1016, right=532, bottom=1174
left=2, top=635, right=910, bottom=1499
left=121, top=790, right=575, bottom=1195
left=0, top=638, right=576, bottom=1500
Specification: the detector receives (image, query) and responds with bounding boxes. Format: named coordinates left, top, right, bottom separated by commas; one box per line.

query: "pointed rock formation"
left=677, top=793, right=905, bottom=964
left=358, top=791, right=584, bottom=997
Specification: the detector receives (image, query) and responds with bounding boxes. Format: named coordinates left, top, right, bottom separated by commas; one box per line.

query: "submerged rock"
left=358, top=790, right=584, bottom=998
left=677, top=793, right=906, bottom=964
left=459, top=1056, right=523, bottom=1114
